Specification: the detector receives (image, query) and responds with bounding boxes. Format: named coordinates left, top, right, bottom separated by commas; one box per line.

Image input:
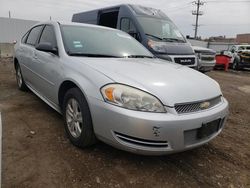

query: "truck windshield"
left=60, top=25, right=153, bottom=58
left=137, top=17, right=186, bottom=43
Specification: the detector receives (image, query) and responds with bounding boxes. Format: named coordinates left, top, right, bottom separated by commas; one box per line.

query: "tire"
left=232, top=60, right=239, bottom=70
left=15, top=63, right=28, bottom=91
left=62, top=87, right=96, bottom=148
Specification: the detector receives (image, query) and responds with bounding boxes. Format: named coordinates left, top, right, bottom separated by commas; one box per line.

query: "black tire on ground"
left=232, top=60, right=240, bottom=71
left=15, top=63, right=28, bottom=91
left=62, top=87, right=97, bottom=148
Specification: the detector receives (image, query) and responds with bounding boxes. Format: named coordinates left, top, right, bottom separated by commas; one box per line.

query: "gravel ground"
left=0, top=58, right=249, bottom=188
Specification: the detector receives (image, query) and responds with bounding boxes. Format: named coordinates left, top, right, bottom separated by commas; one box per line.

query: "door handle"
left=33, top=53, right=38, bottom=59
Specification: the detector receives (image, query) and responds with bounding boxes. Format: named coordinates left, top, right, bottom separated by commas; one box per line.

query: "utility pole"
left=192, top=0, right=204, bottom=39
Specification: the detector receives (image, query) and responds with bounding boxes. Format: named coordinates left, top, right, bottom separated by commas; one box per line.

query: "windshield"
left=60, top=25, right=153, bottom=58
left=137, top=17, right=186, bottom=42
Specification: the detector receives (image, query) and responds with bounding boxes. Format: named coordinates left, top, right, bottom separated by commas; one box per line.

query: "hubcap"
left=65, top=98, right=83, bottom=138
left=17, top=67, right=22, bottom=87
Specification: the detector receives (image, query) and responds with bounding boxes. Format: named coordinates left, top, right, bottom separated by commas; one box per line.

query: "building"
left=0, top=17, right=37, bottom=43
left=236, top=33, right=250, bottom=44
left=0, top=17, right=37, bottom=57
left=206, top=36, right=236, bottom=43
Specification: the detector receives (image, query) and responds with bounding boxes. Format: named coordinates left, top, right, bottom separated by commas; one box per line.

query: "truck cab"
left=72, top=4, right=197, bottom=68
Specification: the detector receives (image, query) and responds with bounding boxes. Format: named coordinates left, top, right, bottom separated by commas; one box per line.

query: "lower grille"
left=174, top=57, right=195, bottom=65
left=175, top=96, right=222, bottom=114
left=114, top=132, right=168, bottom=148
left=184, top=118, right=225, bottom=146
left=201, top=55, right=215, bottom=61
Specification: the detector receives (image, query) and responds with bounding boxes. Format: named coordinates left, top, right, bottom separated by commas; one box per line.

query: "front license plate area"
left=197, top=119, right=221, bottom=139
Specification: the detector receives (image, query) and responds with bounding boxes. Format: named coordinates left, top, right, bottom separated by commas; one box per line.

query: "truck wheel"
left=63, top=87, right=97, bottom=148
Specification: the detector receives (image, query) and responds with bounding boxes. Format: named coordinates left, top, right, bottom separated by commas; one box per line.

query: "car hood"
left=192, top=46, right=216, bottom=54
left=153, top=42, right=195, bottom=55
left=74, top=57, right=221, bottom=106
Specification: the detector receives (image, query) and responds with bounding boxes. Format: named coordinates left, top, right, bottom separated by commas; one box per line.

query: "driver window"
left=121, top=18, right=136, bottom=33
left=39, top=25, right=57, bottom=48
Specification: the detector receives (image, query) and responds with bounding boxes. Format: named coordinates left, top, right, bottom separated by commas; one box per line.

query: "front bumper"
left=88, top=97, right=229, bottom=155
left=239, top=61, right=250, bottom=68
left=198, top=60, right=216, bottom=72
left=156, top=54, right=197, bottom=68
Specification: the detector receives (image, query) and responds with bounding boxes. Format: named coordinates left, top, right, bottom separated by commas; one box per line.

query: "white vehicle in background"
left=193, top=46, right=216, bottom=72
left=225, top=44, right=250, bottom=70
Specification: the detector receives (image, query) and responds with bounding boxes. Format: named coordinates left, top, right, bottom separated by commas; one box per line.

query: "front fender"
left=61, top=62, right=113, bottom=103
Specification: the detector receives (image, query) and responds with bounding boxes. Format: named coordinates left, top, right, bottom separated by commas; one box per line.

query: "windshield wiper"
left=125, top=55, right=154, bottom=59
left=162, top=38, right=185, bottom=43
left=145, top=33, right=163, bottom=41
left=145, top=34, right=185, bottom=43
left=68, top=52, right=121, bottom=58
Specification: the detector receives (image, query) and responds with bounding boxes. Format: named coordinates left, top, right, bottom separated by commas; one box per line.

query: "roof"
left=73, top=4, right=168, bottom=19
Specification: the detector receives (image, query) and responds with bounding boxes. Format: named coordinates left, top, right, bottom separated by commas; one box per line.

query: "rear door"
left=20, top=25, right=44, bottom=87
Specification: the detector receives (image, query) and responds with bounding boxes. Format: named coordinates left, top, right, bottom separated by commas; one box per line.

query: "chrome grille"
left=114, top=132, right=168, bottom=148
left=174, top=57, right=196, bottom=65
left=175, top=96, right=222, bottom=114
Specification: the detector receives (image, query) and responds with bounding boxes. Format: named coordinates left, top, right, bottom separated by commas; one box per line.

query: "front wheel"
left=63, top=88, right=97, bottom=148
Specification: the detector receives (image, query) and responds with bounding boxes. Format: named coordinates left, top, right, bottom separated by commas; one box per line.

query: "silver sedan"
left=14, top=21, right=229, bottom=155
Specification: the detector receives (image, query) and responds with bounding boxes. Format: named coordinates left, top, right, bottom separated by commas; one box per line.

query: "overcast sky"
left=0, top=0, right=249, bottom=38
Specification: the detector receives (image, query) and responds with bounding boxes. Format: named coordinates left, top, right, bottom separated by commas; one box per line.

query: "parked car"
left=225, top=44, right=250, bottom=70
left=14, top=21, right=228, bottom=155
left=215, top=52, right=231, bottom=71
left=72, top=4, right=197, bottom=68
left=192, top=46, right=216, bottom=72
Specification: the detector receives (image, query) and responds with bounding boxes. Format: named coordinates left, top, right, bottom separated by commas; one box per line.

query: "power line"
left=168, top=5, right=191, bottom=13
left=207, top=0, right=250, bottom=2
left=192, top=0, right=204, bottom=38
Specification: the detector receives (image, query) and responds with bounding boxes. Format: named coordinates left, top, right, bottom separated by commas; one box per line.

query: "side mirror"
left=36, top=42, right=58, bottom=55
left=128, top=31, right=140, bottom=41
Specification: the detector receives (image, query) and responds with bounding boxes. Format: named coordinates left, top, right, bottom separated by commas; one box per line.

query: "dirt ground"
left=0, top=57, right=249, bottom=188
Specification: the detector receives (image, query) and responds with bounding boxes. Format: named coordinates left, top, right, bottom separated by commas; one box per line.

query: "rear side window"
left=39, top=25, right=57, bottom=48
left=26, top=25, right=43, bottom=46
left=21, top=32, right=29, bottom=43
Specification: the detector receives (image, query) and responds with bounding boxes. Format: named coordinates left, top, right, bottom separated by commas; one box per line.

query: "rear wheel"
left=63, top=88, right=96, bottom=148
left=15, top=63, right=28, bottom=91
left=232, top=60, right=239, bottom=70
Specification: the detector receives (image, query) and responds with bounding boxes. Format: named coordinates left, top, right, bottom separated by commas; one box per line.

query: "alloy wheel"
left=65, top=98, right=83, bottom=138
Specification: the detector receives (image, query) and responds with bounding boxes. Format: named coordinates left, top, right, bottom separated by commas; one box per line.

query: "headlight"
left=101, top=84, right=166, bottom=113
left=148, top=40, right=166, bottom=53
